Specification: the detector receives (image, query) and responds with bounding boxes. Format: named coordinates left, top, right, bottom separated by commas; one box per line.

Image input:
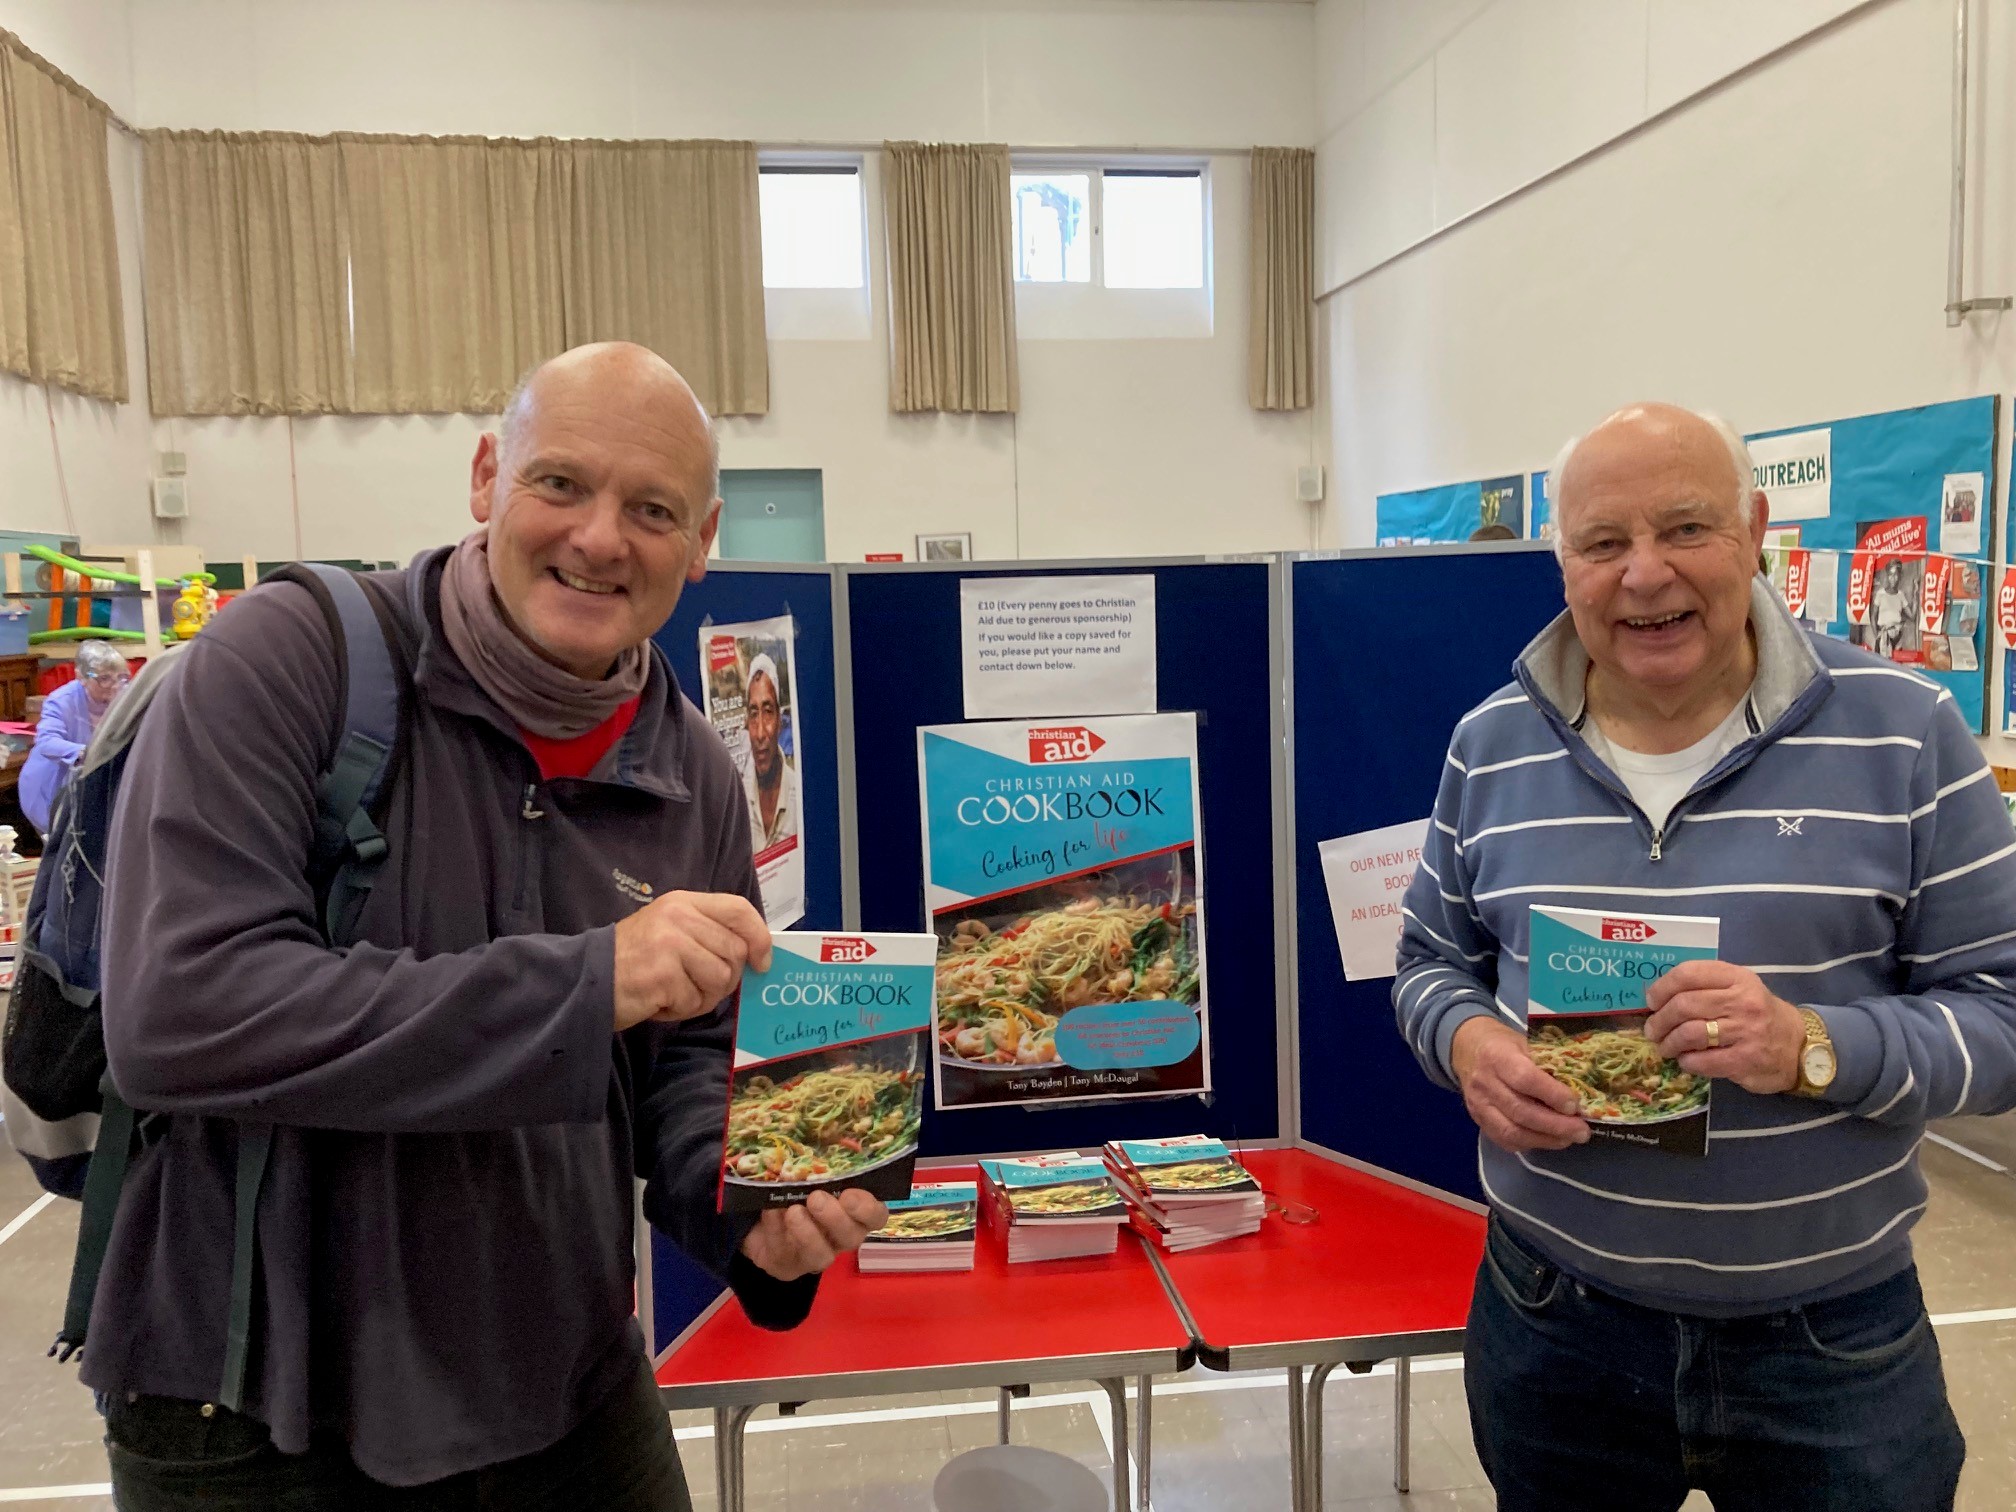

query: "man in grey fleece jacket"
left=1396, top=403, right=2016, bottom=1512
left=87, top=344, right=882, bottom=1509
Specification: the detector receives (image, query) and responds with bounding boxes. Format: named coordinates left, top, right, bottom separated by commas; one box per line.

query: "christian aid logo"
left=1999, top=574, right=2016, bottom=647
left=1599, top=917, right=1656, bottom=943
left=1846, top=553, right=1875, bottom=625
left=1029, top=726, right=1107, bottom=764
left=1783, top=552, right=1810, bottom=616
left=819, top=937, right=877, bottom=963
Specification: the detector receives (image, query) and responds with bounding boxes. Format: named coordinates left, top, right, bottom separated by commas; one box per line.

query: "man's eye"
left=638, top=502, right=675, bottom=526
left=1673, top=522, right=1707, bottom=538
left=539, top=475, right=576, bottom=495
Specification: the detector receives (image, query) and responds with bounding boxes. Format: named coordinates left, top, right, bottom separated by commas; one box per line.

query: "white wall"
left=0, top=2, right=161, bottom=550
left=1315, top=0, right=2016, bottom=747
left=90, top=0, right=1321, bottom=565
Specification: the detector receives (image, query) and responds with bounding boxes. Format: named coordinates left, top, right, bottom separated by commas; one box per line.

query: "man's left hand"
left=1645, top=960, right=1804, bottom=1095
left=739, top=1189, right=887, bottom=1282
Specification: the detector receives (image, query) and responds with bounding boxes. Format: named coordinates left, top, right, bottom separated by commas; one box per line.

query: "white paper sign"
left=960, top=575, right=1157, bottom=719
left=1318, top=819, right=1430, bottom=983
left=1751, top=428, right=1833, bottom=523
left=1941, top=472, right=1985, bottom=558
left=1805, top=548, right=1841, bottom=624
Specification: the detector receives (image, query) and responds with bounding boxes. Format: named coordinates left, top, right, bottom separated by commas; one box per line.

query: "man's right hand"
left=612, top=892, right=772, bottom=1032
left=1450, top=1018, right=1590, bottom=1154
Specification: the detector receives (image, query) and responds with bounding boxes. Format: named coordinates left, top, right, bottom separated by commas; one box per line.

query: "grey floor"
left=3, top=1124, right=2014, bottom=1510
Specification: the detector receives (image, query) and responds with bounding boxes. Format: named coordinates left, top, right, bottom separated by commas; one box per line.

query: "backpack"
left=0, top=563, right=408, bottom=1411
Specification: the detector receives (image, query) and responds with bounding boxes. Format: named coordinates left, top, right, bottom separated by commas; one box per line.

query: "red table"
left=655, top=1165, right=1193, bottom=1512
left=1147, top=1148, right=1487, bottom=1512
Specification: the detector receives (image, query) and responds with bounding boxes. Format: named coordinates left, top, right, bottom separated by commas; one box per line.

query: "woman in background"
left=20, top=641, right=130, bottom=834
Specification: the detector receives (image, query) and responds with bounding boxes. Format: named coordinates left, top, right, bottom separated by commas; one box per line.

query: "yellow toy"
left=169, top=580, right=213, bottom=639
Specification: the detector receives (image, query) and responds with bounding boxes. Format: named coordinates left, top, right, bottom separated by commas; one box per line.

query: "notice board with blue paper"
left=1748, top=396, right=1997, bottom=731
left=1375, top=474, right=1527, bottom=545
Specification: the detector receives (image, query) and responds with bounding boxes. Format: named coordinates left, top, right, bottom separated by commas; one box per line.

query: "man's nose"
left=571, top=494, right=627, bottom=563
left=1618, top=536, right=1674, bottom=593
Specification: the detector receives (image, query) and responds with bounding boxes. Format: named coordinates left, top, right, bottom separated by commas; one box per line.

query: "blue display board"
left=648, top=565, right=844, bottom=1355
left=1292, top=548, right=1566, bottom=1200
left=1529, top=469, right=1553, bottom=540
left=847, top=563, right=1283, bottom=1160
left=1749, top=396, right=1998, bottom=731
left=1375, top=474, right=1526, bottom=545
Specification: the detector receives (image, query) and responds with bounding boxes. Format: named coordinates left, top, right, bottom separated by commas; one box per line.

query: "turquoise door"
left=717, top=469, right=826, bottom=563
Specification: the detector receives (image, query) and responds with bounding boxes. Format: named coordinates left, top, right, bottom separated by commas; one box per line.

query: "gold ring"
left=1704, top=1018, right=1721, bottom=1049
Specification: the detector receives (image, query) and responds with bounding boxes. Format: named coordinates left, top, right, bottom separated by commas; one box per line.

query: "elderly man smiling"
left=86, top=343, right=882, bottom=1512
left=1395, top=402, right=2016, bottom=1512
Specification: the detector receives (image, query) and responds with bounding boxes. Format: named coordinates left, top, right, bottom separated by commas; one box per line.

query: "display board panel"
left=848, top=562, right=1282, bottom=1160
left=1375, top=474, right=1527, bottom=545
left=1292, top=547, right=1566, bottom=1200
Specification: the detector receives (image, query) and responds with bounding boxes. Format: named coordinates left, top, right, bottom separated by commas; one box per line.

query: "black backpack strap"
left=218, top=1123, right=273, bottom=1411
left=51, top=1083, right=136, bottom=1363
left=268, top=562, right=408, bottom=946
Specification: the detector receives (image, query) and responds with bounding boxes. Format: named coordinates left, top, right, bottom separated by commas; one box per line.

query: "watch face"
left=1802, top=1044, right=1837, bottom=1087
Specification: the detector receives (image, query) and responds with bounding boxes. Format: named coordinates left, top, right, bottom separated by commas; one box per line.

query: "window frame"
left=1009, top=155, right=1214, bottom=340
left=757, top=151, right=872, bottom=342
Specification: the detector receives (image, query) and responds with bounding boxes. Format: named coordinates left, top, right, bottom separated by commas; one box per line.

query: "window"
left=1012, top=172, right=1092, bottom=283
left=1103, top=171, right=1204, bottom=290
left=1010, top=163, right=1205, bottom=290
left=759, top=165, right=865, bottom=289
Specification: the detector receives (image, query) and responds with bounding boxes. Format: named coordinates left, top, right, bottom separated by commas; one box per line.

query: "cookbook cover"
left=1110, top=1136, right=1260, bottom=1200
left=979, top=1154, right=1128, bottom=1222
left=718, top=931, right=935, bottom=1211
left=1526, top=906, right=1720, bottom=1157
left=864, top=1181, right=980, bottom=1245
left=918, top=713, right=1210, bottom=1112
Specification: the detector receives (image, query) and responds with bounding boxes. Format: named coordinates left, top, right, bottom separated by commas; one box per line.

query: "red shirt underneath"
left=518, top=697, right=641, bottom=783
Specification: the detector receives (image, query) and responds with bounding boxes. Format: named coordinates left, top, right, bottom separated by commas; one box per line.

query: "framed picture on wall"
left=917, top=532, right=972, bottom=563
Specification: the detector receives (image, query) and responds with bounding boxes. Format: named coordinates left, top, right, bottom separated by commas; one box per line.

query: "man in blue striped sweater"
left=1396, top=402, right=2016, bottom=1512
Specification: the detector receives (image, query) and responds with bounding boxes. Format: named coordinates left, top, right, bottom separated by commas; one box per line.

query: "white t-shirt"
left=1584, top=693, right=1753, bottom=833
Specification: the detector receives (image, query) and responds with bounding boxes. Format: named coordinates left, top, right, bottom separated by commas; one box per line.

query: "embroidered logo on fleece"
left=1777, top=817, right=1805, bottom=838
left=613, top=869, right=656, bottom=907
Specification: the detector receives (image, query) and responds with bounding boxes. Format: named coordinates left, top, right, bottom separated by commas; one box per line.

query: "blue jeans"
left=1466, top=1218, right=1965, bottom=1512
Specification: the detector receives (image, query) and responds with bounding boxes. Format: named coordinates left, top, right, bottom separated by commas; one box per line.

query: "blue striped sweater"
left=1395, top=578, right=2016, bottom=1314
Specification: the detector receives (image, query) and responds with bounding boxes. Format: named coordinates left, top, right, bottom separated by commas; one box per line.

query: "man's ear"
left=471, top=434, right=500, bottom=525
left=688, top=500, right=723, bottom=583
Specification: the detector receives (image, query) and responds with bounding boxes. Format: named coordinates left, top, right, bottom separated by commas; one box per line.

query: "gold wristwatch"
left=1791, top=1008, right=1837, bottom=1098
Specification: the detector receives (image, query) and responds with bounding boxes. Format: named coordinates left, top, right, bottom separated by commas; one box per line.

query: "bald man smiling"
left=89, top=344, right=883, bottom=1511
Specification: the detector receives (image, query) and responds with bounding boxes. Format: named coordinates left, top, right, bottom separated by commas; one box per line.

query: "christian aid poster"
left=916, top=713, right=1210, bottom=1110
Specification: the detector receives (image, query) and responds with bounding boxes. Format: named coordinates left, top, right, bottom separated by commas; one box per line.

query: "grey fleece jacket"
left=1396, top=578, right=2016, bottom=1314
left=85, top=549, right=808, bottom=1484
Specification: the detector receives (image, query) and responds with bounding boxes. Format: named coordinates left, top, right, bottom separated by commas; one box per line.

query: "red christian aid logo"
left=2000, top=574, right=2016, bottom=647
left=1783, top=552, right=1809, bottom=615
left=1847, top=554, right=1875, bottom=624
left=819, top=937, right=876, bottom=963
left=1599, top=917, right=1656, bottom=943
left=1028, top=726, right=1107, bottom=764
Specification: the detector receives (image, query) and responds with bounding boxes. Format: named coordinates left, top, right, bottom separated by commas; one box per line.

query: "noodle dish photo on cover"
left=1526, top=905, right=1720, bottom=1156
left=718, top=931, right=934, bottom=1210
left=918, top=713, right=1210, bottom=1111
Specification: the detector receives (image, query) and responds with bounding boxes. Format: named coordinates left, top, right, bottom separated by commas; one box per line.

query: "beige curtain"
left=560, top=139, right=767, bottom=416
left=883, top=142, right=1016, bottom=415
left=143, top=131, right=349, bottom=415
left=0, top=33, right=126, bottom=401
left=1248, top=147, right=1314, bottom=413
left=342, top=136, right=567, bottom=414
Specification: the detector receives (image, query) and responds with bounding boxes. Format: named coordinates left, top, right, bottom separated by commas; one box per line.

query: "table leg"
left=1285, top=1365, right=1306, bottom=1512
left=1097, top=1377, right=1133, bottom=1511
left=1305, top=1362, right=1336, bottom=1512
left=720, top=1403, right=756, bottom=1512
left=711, top=1407, right=731, bottom=1511
left=999, top=1386, right=1013, bottom=1446
left=1135, top=1373, right=1153, bottom=1511
left=1393, top=1355, right=1412, bottom=1494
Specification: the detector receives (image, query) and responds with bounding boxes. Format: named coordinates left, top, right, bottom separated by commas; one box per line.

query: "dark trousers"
left=106, top=1355, right=692, bottom=1512
left=1467, top=1218, right=1965, bottom=1512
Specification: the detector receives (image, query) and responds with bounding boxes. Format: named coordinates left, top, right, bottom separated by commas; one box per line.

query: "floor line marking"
left=1926, top=1131, right=2013, bottom=1175
left=1931, top=1306, right=2016, bottom=1327
left=0, top=1487, right=114, bottom=1504
left=0, top=1193, right=56, bottom=1249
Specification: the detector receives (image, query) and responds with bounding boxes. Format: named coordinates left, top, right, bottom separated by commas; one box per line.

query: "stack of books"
left=1104, top=1136, right=1265, bottom=1252
left=978, top=1153, right=1128, bottom=1263
left=858, top=1180, right=980, bottom=1274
